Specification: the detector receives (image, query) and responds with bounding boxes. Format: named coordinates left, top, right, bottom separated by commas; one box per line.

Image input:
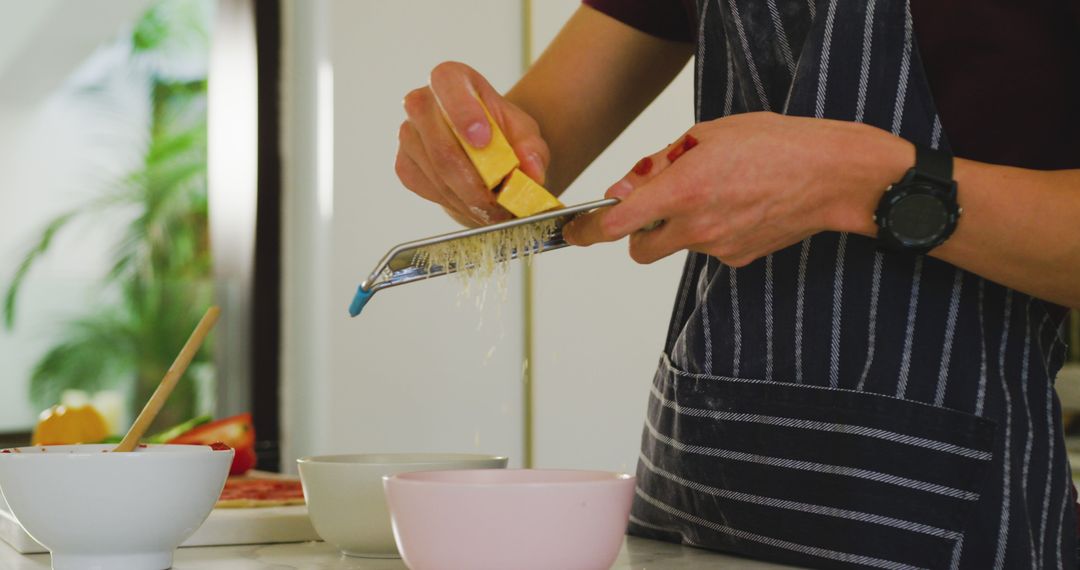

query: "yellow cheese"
left=496, top=169, right=563, bottom=218
left=449, top=100, right=520, bottom=191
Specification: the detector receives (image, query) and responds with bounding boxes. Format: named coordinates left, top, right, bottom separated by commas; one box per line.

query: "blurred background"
left=0, top=0, right=1076, bottom=476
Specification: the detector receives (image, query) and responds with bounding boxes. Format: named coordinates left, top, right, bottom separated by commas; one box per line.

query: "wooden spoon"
left=113, top=306, right=221, bottom=452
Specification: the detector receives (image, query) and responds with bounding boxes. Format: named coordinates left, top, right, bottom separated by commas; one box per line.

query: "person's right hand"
left=396, top=62, right=550, bottom=227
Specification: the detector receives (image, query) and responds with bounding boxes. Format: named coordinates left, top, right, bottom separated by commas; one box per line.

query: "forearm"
left=506, top=5, right=692, bottom=195
left=830, top=123, right=1080, bottom=308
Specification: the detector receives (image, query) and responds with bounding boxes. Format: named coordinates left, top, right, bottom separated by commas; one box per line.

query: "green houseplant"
left=3, top=0, right=214, bottom=431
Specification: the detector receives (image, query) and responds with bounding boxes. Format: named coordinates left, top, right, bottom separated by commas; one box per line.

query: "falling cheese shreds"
left=411, top=218, right=559, bottom=302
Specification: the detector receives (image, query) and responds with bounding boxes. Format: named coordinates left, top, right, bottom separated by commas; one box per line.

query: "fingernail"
left=562, top=222, right=578, bottom=245
left=526, top=153, right=546, bottom=183
left=606, top=179, right=634, bottom=200
left=666, top=134, right=699, bottom=163
left=465, top=122, right=491, bottom=147
left=632, top=156, right=653, bottom=176
left=469, top=206, right=492, bottom=224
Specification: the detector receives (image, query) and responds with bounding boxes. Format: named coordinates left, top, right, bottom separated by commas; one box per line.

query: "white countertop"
left=0, top=535, right=799, bottom=569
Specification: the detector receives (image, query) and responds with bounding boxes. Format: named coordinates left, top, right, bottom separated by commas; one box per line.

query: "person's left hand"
left=562, top=112, right=909, bottom=266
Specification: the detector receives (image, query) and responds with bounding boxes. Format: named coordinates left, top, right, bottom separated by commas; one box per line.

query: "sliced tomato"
left=169, top=413, right=257, bottom=475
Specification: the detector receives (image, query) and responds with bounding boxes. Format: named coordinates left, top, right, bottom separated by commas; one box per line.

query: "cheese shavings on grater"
left=348, top=198, right=618, bottom=316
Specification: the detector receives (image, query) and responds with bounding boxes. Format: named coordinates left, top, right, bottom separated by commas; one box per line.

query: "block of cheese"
left=496, top=169, right=563, bottom=218
left=449, top=100, right=520, bottom=191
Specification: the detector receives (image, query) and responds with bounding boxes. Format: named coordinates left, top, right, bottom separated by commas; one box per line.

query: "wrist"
left=820, top=122, right=914, bottom=238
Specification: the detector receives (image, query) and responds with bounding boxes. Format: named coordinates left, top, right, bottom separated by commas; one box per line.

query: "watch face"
left=888, top=190, right=949, bottom=246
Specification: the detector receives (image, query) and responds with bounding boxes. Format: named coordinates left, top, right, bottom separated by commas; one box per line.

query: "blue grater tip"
left=348, top=286, right=374, bottom=317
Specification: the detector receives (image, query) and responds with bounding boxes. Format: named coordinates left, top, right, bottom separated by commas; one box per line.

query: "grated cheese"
left=411, top=219, right=559, bottom=296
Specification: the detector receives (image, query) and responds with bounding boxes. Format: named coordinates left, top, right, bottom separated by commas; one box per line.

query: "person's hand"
left=562, top=112, right=911, bottom=265
left=396, top=62, right=550, bottom=227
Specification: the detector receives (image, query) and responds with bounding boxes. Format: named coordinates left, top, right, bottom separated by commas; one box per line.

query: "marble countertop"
left=0, top=535, right=799, bottom=569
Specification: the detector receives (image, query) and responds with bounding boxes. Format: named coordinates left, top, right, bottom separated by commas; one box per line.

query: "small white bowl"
left=297, top=453, right=507, bottom=558
left=384, top=469, right=635, bottom=570
left=0, top=444, right=232, bottom=570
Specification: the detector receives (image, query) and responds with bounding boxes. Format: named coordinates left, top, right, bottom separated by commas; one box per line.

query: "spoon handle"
left=113, top=306, right=221, bottom=452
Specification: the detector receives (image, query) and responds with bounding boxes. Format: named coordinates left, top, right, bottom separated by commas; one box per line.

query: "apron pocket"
left=630, top=354, right=996, bottom=570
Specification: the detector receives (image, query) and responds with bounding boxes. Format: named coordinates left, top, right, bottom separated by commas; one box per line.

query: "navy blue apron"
left=627, top=0, right=1077, bottom=568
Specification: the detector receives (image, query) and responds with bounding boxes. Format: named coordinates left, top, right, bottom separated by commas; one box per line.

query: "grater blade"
left=348, top=197, right=618, bottom=316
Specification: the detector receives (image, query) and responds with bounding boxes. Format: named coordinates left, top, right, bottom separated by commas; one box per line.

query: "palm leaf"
left=3, top=211, right=78, bottom=330
left=29, top=310, right=138, bottom=409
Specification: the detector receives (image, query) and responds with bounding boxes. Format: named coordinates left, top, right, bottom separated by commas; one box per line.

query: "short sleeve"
left=583, top=0, right=695, bottom=43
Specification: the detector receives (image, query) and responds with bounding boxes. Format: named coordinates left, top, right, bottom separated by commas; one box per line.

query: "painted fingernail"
left=632, top=156, right=653, bottom=176
left=666, top=134, right=699, bottom=163
left=465, top=122, right=491, bottom=147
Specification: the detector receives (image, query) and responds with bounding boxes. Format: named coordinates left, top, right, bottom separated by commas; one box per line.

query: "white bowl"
left=297, top=453, right=507, bottom=558
left=0, top=444, right=232, bottom=570
left=384, top=469, right=635, bottom=570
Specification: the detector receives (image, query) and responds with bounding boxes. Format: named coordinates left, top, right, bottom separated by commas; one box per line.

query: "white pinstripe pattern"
left=638, top=453, right=962, bottom=540
left=728, top=0, right=771, bottom=111
left=854, top=0, right=878, bottom=123
left=896, top=256, right=923, bottom=398
left=765, top=254, right=775, bottom=381
left=856, top=252, right=884, bottom=392
left=700, top=260, right=714, bottom=373
left=1055, top=451, right=1069, bottom=570
left=662, top=351, right=982, bottom=412
left=949, top=534, right=965, bottom=570
left=628, top=514, right=699, bottom=545
left=671, top=253, right=699, bottom=366
left=766, top=0, right=796, bottom=75
left=807, top=0, right=816, bottom=21
left=975, top=278, right=989, bottom=416
left=795, top=238, right=811, bottom=384
left=724, top=45, right=736, bottom=115
left=1018, top=298, right=1037, bottom=565
left=993, top=289, right=1014, bottom=570
left=694, top=0, right=711, bottom=122
left=931, top=115, right=943, bottom=150
left=676, top=329, right=690, bottom=370
left=850, top=0, right=881, bottom=395
left=730, top=266, right=742, bottom=377
left=650, top=383, right=992, bottom=460
left=891, top=4, right=913, bottom=136
left=889, top=3, right=919, bottom=398
left=643, top=415, right=980, bottom=501
left=1037, top=313, right=1057, bottom=563
left=829, top=234, right=848, bottom=388
left=635, top=487, right=929, bottom=570
left=814, top=0, right=839, bottom=118
left=933, top=269, right=964, bottom=407
left=718, top=31, right=736, bottom=376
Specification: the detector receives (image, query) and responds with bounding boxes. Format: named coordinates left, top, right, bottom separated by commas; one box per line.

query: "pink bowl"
left=383, top=469, right=634, bottom=570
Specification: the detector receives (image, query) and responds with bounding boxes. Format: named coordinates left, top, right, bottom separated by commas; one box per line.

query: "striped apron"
left=627, top=0, right=1077, bottom=568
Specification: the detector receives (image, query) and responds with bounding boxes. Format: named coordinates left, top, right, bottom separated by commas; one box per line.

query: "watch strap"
left=915, top=144, right=953, bottom=184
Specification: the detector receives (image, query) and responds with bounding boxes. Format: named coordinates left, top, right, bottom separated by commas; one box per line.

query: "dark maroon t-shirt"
left=584, top=0, right=1080, bottom=170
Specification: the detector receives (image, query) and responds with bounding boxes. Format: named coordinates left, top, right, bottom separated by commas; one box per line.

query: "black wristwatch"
left=874, top=144, right=961, bottom=254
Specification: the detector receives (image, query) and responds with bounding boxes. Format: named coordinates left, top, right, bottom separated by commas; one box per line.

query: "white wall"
left=281, top=0, right=694, bottom=474
left=528, top=2, right=693, bottom=472
left=281, top=0, right=527, bottom=470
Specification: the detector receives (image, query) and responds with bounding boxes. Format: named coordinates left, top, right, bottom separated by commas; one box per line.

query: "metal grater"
left=348, top=198, right=619, bottom=316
